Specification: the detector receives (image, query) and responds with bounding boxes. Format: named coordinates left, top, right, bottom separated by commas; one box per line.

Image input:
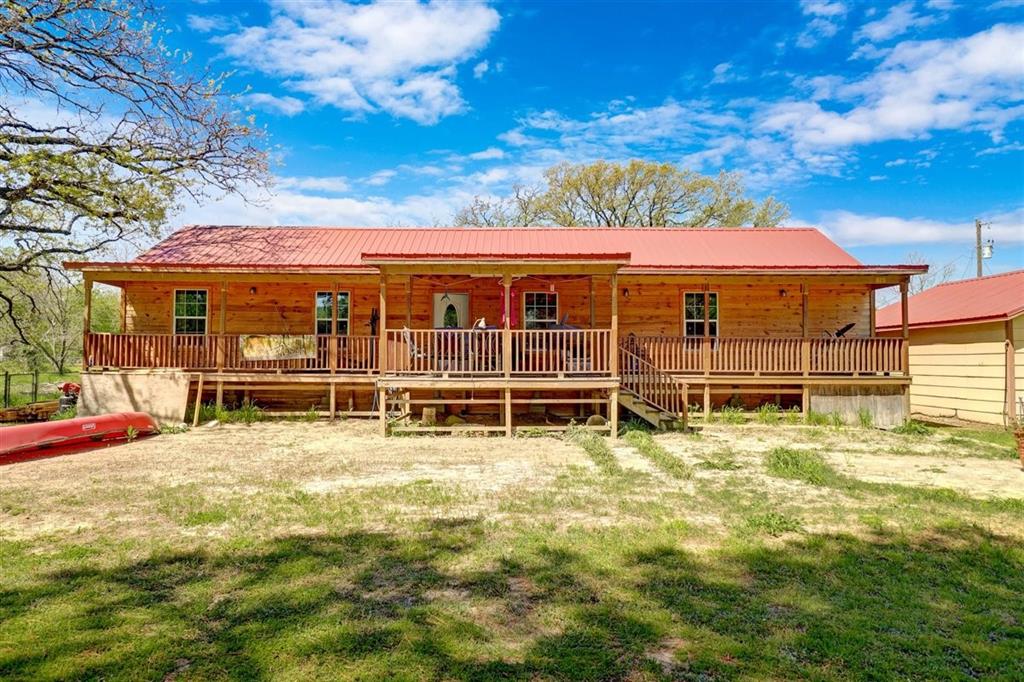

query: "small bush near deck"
left=623, top=431, right=692, bottom=480
left=893, top=419, right=932, bottom=436
left=756, top=403, right=781, bottom=425
left=783, top=406, right=802, bottom=425
left=302, top=405, right=320, bottom=422
left=804, top=410, right=830, bottom=426
left=715, top=404, right=745, bottom=424
left=857, top=408, right=874, bottom=429
left=764, top=447, right=841, bottom=486
left=829, top=411, right=845, bottom=428
left=743, top=511, right=804, bottom=536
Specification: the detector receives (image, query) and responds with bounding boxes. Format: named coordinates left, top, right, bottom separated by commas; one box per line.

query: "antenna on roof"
left=975, top=218, right=993, bottom=278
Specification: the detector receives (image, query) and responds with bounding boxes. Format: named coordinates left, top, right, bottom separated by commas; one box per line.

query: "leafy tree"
left=453, top=160, right=789, bottom=227
left=0, top=270, right=118, bottom=373
left=0, top=0, right=267, bottom=350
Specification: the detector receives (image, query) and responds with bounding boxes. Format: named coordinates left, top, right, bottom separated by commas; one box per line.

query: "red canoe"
left=0, top=412, right=159, bottom=464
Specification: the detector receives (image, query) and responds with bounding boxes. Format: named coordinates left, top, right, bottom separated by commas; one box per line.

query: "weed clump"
left=756, top=403, right=781, bottom=425
left=623, top=430, right=692, bottom=479
left=743, top=511, right=804, bottom=536
left=764, top=447, right=841, bottom=486
left=564, top=424, right=621, bottom=475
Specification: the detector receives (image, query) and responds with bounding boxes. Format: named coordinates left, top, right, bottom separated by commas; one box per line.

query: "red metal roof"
left=65, top=225, right=925, bottom=274
left=877, top=270, right=1024, bottom=331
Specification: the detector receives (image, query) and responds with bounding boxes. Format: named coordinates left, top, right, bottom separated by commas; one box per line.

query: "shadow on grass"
left=1, top=521, right=1021, bottom=680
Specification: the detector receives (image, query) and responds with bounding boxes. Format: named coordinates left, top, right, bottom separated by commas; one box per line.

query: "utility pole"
left=976, top=218, right=983, bottom=278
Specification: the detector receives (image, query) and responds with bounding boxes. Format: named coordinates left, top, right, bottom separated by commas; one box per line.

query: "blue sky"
left=170, top=0, right=1023, bottom=277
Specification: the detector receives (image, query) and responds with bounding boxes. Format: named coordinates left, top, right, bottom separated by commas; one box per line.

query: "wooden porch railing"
left=384, top=329, right=504, bottom=376
left=619, top=345, right=688, bottom=418
left=510, top=329, right=612, bottom=376
left=84, top=333, right=378, bottom=373
left=382, top=328, right=613, bottom=377
left=622, top=335, right=906, bottom=376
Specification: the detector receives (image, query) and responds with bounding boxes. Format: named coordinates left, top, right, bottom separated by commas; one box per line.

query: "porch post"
left=329, top=281, right=338, bottom=375
left=801, top=283, right=810, bottom=377
left=869, top=289, right=877, bottom=336
left=379, top=272, right=388, bottom=375
left=1005, top=319, right=1016, bottom=429
left=217, top=281, right=227, bottom=371
left=215, top=280, right=227, bottom=410
left=502, top=272, right=512, bottom=379
left=900, top=280, right=909, bottom=373
left=82, top=274, right=93, bottom=368
left=702, top=282, right=711, bottom=419
left=589, top=276, right=596, bottom=328
left=405, top=276, right=412, bottom=327
left=609, top=272, right=619, bottom=377
left=900, top=279, right=911, bottom=420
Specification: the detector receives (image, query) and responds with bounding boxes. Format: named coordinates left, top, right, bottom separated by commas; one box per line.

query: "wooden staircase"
left=618, top=343, right=688, bottom=430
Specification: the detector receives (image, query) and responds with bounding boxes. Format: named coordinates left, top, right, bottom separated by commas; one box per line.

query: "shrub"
left=829, top=411, right=845, bottom=428
left=756, top=403, right=781, bottom=425
left=764, top=447, right=840, bottom=486
left=302, top=405, right=320, bottom=422
left=783, top=406, right=802, bottom=425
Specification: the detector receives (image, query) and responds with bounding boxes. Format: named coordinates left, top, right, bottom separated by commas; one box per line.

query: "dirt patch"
left=827, top=452, right=1023, bottom=499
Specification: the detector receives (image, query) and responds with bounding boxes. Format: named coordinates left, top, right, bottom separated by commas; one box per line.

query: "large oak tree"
left=454, top=160, right=790, bottom=228
left=0, top=0, right=268, bottom=364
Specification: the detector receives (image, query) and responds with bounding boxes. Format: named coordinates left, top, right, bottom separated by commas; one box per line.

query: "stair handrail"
left=619, top=343, right=688, bottom=420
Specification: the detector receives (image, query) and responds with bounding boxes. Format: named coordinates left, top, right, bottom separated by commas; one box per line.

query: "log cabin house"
left=65, top=225, right=925, bottom=434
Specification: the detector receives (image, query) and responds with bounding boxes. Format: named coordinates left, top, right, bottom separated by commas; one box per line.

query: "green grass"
left=1, top=370, right=79, bottom=407
left=623, top=431, right=693, bottom=480
left=755, top=403, right=781, bottom=425
left=564, top=426, right=621, bottom=475
left=2, top=423, right=1023, bottom=680
left=764, top=447, right=843, bottom=486
left=196, top=398, right=264, bottom=425
left=742, top=511, right=804, bottom=536
left=892, top=419, right=933, bottom=436
left=714, top=404, right=745, bottom=424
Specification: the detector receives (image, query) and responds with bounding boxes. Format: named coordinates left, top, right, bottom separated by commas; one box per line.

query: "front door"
left=433, top=293, right=469, bottom=328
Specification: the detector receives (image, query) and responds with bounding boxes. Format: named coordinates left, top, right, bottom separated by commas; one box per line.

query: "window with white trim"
left=173, top=289, right=208, bottom=334
left=315, top=291, right=350, bottom=335
left=683, top=291, right=718, bottom=337
left=524, top=291, right=558, bottom=329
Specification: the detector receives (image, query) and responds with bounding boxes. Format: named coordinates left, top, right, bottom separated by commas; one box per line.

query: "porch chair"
left=401, top=326, right=434, bottom=373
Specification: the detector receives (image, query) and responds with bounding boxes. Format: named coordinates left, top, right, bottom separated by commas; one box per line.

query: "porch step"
left=617, top=390, right=683, bottom=431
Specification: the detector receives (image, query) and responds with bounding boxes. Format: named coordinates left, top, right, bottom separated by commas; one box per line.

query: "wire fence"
left=2, top=371, right=42, bottom=408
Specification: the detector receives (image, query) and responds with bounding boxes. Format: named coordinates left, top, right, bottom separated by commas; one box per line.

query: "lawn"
left=1, top=420, right=1022, bottom=680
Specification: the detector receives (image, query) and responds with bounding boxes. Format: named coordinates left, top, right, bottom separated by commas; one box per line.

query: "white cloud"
left=473, top=60, right=489, bottom=79
left=276, top=176, right=350, bottom=193
left=819, top=207, right=1024, bottom=246
left=760, top=25, right=1024, bottom=149
left=177, top=180, right=471, bottom=228
left=186, top=14, right=233, bottom=33
left=215, top=0, right=501, bottom=125
left=855, top=2, right=936, bottom=43
left=868, top=174, right=888, bottom=181
left=797, top=0, right=848, bottom=48
left=710, top=62, right=745, bottom=84
left=240, top=92, right=305, bottom=116
left=977, top=141, right=1024, bottom=155
left=925, top=0, right=957, bottom=9
left=467, top=147, right=505, bottom=160
left=362, top=170, right=397, bottom=186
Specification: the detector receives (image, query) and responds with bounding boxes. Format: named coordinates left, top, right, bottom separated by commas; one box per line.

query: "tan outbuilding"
left=877, top=270, right=1023, bottom=426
